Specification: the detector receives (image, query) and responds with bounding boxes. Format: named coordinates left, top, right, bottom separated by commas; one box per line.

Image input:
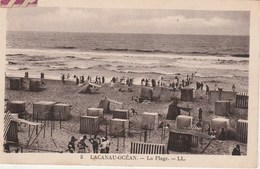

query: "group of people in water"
left=68, top=135, right=110, bottom=154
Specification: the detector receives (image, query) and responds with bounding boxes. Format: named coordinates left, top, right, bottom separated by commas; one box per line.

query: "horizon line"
left=7, top=30, right=249, bottom=37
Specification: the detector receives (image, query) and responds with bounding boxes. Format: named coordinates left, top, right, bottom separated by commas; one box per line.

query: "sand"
left=4, top=76, right=248, bottom=155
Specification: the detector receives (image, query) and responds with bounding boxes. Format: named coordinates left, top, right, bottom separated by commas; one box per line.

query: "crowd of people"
left=67, top=135, right=110, bottom=154
left=140, top=73, right=195, bottom=91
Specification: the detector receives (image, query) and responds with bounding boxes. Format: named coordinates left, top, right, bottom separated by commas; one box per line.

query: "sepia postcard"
left=0, top=0, right=259, bottom=168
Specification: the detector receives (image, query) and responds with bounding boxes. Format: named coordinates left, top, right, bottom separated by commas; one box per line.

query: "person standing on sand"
left=61, top=74, right=65, bottom=84
left=102, top=76, right=105, bottom=83
left=206, top=85, right=210, bottom=95
left=77, top=135, right=89, bottom=153
left=89, top=135, right=100, bottom=153
left=200, top=83, right=204, bottom=90
left=40, top=72, right=45, bottom=84
left=76, top=77, right=79, bottom=85
left=198, top=108, right=203, bottom=122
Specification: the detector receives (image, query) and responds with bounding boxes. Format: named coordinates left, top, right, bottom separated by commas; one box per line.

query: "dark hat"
left=71, top=136, right=77, bottom=141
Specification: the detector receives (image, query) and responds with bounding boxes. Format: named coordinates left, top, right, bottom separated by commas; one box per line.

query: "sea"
left=5, top=31, right=249, bottom=89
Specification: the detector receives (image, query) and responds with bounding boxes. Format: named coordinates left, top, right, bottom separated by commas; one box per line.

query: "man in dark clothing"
left=200, top=83, right=204, bottom=90
left=81, top=76, right=85, bottom=83
left=232, top=144, right=241, bottom=155
left=206, top=85, right=210, bottom=95
left=89, top=135, right=100, bottom=153
left=76, top=77, right=79, bottom=85
left=102, top=76, right=105, bottom=83
left=61, top=74, right=65, bottom=84
left=78, top=135, right=89, bottom=153
left=198, top=108, right=203, bottom=122
left=151, top=79, right=156, bottom=87
left=145, top=79, right=149, bottom=86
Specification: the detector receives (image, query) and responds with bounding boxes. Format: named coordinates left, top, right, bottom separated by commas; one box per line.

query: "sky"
left=7, top=7, right=250, bottom=35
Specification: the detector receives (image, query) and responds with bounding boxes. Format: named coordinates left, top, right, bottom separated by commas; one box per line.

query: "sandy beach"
left=4, top=74, right=248, bottom=155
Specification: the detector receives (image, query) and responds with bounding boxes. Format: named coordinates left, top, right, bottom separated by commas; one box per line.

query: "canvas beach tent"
left=4, top=112, right=44, bottom=149
left=77, top=81, right=102, bottom=94
left=140, top=87, right=153, bottom=100
left=98, top=97, right=124, bottom=114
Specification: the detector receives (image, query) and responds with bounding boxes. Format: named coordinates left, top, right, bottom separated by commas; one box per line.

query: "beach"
left=5, top=75, right=248, bottom=154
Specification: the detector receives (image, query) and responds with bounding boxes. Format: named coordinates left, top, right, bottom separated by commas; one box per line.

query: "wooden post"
left=53, top=119, right=55, bottom=130
left=28, top=125, right=30, bottom=137
left=51, top=120, right=53, bottom=138
left=144, top=130, right=147, bottom=142
left=117, top=136, right=119, bottom=151
left=105, top=122, right=108, bottom=137
left=123, top=135, right=125, bottom=148
left=43, top=116, right=46, bottom=138
left=59, top=111, right=62, bottom=130
left=161, top=128, right=163, bottom=143
left=36, top=112, right=38, bottom=134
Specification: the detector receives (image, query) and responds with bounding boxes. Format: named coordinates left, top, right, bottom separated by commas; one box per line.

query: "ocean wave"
left=94, top=47, right=249, bottom=57
left=55, top=46, right=77, bottom=50
left=7, top=67, right=29, bottom=71
left=47, top=66, right=81, bottom=71
left=6, top=53, right=24, bottom=57
left=95, top=48, right=172, bottom=54
left=231, top=54, right=249, bottom=57
left=66, top=55, right=76, bottom=58
left=215, top=59, right=248, bottom=64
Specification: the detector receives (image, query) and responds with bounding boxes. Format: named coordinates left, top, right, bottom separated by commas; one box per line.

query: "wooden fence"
left=130, top=142, right=166, bottom=154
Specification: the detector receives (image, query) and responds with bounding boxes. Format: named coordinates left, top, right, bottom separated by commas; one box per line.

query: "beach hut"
left=167, top=128, right=212, bottom=152
left=79, top=116, right=99, bottom=135
left=33, top=101, right=55, bottom=120
left=110, top=118, right=129, bottom=137
left=29, top=79, right=42, bottom=92
left=130, top=142, right=166, bottom=154
left=10, top=78, right=22, bottom=90
left=140, top=87, right=153, bottom=100
left=181, top=87, right=194, bottom=101
left=53, top=103, right=71, bottom=121
left=176, top=115, right=193, bottom=129
left=112, top=109, right=129, bottom=119
left=211, top=117, right=230, bottom=136
left=236, top=119, right=248, bottom=143
left=87, top=108, right=104, bottom=118
left=166, top=102, right=180, bottom=120
left=141, top=112, right=159, bottom=130
left=6, top=101, right=26, bottom=113
left=215, top=100, right=230, bottom=116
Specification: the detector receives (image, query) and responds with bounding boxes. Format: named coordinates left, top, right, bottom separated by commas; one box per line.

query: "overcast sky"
left=7, top=7, right=250, bottom=35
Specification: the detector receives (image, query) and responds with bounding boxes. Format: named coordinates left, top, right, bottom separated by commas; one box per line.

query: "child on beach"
left=68, top=136, right=77, bottom=153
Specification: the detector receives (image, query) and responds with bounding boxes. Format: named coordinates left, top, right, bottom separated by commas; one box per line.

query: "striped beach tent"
left=4, top=112, right=14, bottom=142
left=4, top=111, right=44, bottom=146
